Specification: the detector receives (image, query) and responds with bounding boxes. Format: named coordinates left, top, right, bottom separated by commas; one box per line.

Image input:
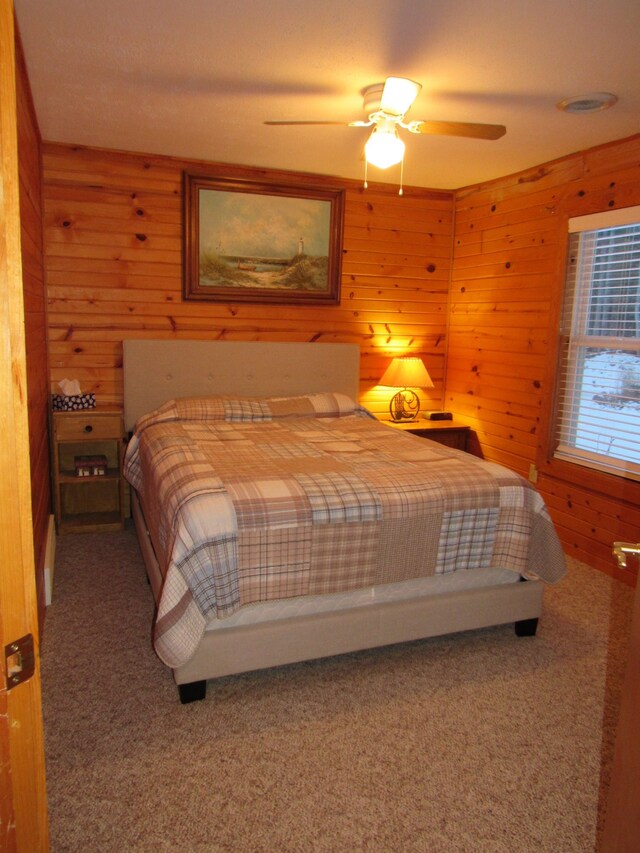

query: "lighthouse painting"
left=184, top=174, right=344, bottom=305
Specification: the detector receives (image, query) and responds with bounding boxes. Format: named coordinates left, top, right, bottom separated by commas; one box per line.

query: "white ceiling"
left=13, top=0, right=640, bottom=190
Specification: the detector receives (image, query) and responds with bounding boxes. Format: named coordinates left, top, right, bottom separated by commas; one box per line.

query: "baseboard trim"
left=44, top=514, right=56, bottom=606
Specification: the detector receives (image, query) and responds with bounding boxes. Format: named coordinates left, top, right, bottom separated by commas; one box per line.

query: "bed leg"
left=178, top=680, right=207, bottom=704
left=515, top=617, right=538, bottom=637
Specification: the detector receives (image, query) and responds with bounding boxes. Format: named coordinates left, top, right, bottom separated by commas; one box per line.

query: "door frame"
left=0, top=2, right=49, bottom=850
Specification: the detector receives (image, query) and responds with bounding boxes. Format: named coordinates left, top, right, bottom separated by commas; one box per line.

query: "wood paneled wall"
left=450, top=134, right=640, bottom=582
left=41, top=135, right=640, bottom=584
left=42, top=144, right=453, bottom=420
left=15, top=25, right=49, bottom=624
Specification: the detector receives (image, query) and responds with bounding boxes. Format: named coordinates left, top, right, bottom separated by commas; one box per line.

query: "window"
left=554, top=206, right=640, bottom=480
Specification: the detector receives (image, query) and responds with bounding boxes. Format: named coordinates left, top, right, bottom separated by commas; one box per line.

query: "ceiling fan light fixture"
left=265, top=76, right=505, bottom=193
left=378, top=76, right=422, bottom=116
left=365, top=126, right=405, bottom=169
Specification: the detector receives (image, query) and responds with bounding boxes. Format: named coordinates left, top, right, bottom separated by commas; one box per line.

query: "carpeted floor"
left=40, top=524, right=633, bottom=853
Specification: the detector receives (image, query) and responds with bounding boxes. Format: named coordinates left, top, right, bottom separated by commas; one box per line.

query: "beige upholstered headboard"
left=123, top=340, right=361, bottom=430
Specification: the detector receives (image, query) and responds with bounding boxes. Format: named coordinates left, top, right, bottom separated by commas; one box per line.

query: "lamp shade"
left=380, top=77, right=422, bottom=116
left=380, top=356, right=434, bottom=389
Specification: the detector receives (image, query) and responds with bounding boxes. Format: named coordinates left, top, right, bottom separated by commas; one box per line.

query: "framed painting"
left=183, top=173, right=345, bottom=304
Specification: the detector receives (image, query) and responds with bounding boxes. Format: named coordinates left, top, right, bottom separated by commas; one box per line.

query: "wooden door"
left=0, top=2, right=49, bottom=850
left=601, top=567, right=640, bottom=851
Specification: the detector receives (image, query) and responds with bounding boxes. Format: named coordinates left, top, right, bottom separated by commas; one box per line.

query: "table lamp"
left=379, top=356, right=434, bottom=422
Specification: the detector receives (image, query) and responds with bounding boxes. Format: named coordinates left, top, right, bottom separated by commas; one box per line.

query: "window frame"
left=539, top=206, right=640, bottom=496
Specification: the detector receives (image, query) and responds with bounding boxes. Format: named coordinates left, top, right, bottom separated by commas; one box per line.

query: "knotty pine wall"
left=41, top=135, right=640, bottom=584
left=450, top=134, right=640, bottom=583
left=42, top=143, right=453, bottom=417
left=16, top=24, right=50, bottom=626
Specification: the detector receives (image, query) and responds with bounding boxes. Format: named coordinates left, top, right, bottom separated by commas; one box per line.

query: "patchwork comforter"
left=124, top=393, right=567, bottom=667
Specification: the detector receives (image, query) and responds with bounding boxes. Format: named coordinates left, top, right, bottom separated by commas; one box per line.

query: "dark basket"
left=52, top=393, right=96, bottom=411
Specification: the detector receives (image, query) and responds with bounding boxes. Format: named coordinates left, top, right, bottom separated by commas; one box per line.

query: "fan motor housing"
left=362, top=83, right=385, bottom=114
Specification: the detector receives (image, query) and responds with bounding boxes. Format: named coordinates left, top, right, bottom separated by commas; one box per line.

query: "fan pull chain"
left=363, top=155, right=405, bottom=195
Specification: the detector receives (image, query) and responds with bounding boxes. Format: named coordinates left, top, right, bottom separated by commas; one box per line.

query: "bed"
left=123, top=340, right=567, bottom=703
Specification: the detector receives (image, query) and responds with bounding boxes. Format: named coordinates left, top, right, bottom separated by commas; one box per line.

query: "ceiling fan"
left=265, top=77, right=506, bottom=193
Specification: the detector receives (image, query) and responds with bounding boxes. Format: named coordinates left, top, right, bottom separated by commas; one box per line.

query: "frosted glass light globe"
left=365, top=129, right=405, bottom=169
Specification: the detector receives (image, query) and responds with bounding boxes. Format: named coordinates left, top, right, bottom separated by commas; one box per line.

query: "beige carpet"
left=41, top=524, right=633, bottom=853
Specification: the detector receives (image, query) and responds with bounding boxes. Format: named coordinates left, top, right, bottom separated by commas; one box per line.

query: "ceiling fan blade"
left=410, top=119, right=506, bottom=140
left=264, top=120, right=347, bottom=126
left=380, top=77, right=422, bottom=116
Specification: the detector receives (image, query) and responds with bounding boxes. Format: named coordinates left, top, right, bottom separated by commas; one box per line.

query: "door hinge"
left=4, top=633, right=35, bottom=690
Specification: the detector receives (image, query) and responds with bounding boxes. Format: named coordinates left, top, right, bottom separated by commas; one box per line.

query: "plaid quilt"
left=124, top=393, right=567, bottom=667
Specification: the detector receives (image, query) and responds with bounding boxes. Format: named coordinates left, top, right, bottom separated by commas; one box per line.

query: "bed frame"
left=123, top=340, right=543, bottom=703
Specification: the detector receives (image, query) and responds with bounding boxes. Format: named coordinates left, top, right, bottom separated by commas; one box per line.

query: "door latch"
left=612, top=542, right=640, bottom=571
left=4, top=633, right=35, bottom=690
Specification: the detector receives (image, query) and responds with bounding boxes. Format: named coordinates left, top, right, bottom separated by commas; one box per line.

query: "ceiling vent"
left=557, top=92, right=618, bottom=113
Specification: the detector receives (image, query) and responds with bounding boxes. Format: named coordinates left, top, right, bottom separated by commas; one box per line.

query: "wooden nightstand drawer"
left=412, top=427, right=469, bottom=451
left=53, top=411, right=122, bottom=441
left=381, top=418, right=472, bottom=452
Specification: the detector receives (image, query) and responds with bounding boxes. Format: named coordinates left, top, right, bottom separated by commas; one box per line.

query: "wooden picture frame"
left=183, top=173, right=344, bottom=305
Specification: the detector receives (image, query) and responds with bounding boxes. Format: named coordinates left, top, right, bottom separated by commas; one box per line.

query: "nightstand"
left=382, top=418, right=471, bottom=451
left=51, top=406, right=125, bottom=533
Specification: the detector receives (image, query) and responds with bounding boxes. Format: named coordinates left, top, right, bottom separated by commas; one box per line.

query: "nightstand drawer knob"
left=84, top=424, right=93, bottom=433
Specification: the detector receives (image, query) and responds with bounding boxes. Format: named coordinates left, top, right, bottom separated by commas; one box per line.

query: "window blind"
left=554, top=212, right=640, bottom=480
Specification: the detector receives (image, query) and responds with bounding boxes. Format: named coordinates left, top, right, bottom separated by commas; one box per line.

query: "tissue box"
left=52, top=393, right=96, bottom=411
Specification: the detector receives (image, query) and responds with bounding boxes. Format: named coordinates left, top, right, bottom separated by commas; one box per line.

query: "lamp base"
left=389, top=389, right=421, bottom=422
